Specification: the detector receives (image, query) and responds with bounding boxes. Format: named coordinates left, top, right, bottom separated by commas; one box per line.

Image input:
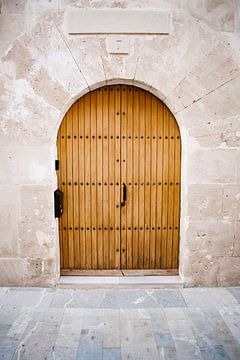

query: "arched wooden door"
left=57, top=85, right=181, bottom=274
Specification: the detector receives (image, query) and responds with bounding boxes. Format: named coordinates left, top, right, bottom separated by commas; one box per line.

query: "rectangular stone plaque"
left=65, top=10, right=171, bottom=34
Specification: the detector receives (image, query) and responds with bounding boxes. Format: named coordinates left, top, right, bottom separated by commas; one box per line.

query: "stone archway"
left=57, top=84, right=182, bottom=274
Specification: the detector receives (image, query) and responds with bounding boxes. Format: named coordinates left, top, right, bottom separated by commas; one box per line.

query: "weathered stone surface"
left=20, top=185, right=53, bottom=223
left=0, top=185, right=20, bottom=224
left=182, top=0, right=234, bottom=32
left=0, top=224, right=19, bottom=257
left=181, top=255, right=219, bottom=287
left=188, top=185, right=223, bottom=221
left=18, top=222, right=55, bottom=258
left=189, top=149, right=237, bottom=184
left=186, top=221, right=234, bottom=257
left=223, top=185, right=240, bottom=221
left=0, top=147, right=53, bottom=184
left=0, top=259, right=26, bottom=286
left=218, top=256, right=240, bottom=286
left=234, top=220, right=240, bottom=256
left=189, top=115, right=240, bottom=148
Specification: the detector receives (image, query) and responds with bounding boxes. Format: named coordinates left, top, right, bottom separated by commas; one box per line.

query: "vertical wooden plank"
left=61, top=116, right=69, bottom=269
left=166, top=112, right=175, bottom=268
left=102, top=87, right=109, bottom=268
left=84, top=93, right=92, bottom=269
left=126, top=86, right=133, bottom=269
left=96, top=88, right=103, bottom=269
left=150, top=96, right=158, bottom=268
left=72, top=101, right=80, bottom=268
left=161, top=106, right=170, bottom=269
left=156, top=102, right=164, bottom=269
left=66, top=107, right=74, bottom=268
left=79, top=98, right=86, bottom=269
left=90, top=90, right=97, bottom=268
left=115, top=86, right=121, bottom=269
left=144, top=92, right=151, bottom=269
left=57, top=126, right=63, bottom=269
left=172, top=124, right=181, bottom=268
left=108, top=86, right=116, bottom=269
left=121, top=85, right=127, bottom=269
left=138, top=89, right=145, bottom=269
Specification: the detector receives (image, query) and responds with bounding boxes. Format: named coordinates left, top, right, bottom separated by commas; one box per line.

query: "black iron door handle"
left=121, top=183, right=127, bottom=207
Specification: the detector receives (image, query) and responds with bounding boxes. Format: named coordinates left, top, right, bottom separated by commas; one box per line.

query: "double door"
left=57, top=85, right=181, bottom=271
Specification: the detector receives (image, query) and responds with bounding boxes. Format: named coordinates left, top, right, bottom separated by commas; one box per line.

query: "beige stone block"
left=54, top=10, right=107, bottom=87
left=234, top=221, right=240, bottom=256
left=18, top=222, right=55, bottom=258
left=0, top=146, right=53, bottom=184
left=135, top=14, right=219, bottom=97
left=223, top=185, right=240, bottom=221
left=0, top=224, right=19, bottom=257
left=0, top=185, right=20, bottom=224
left=218, top=256, right=240, bottom=286
left=0, top=258, right=26, bottom=286
left=0, top=75, right=59, bottom=146
left=186, top=221, right=234, bottom=257
left=167, top=42, right=240, bottom=112
left=0, top=14, right=27, bottom=42
left=189, top=115, right=240, bottom=148
left=178, top=76, right=240, bottom=130
left=25, top=257, right=58, bottom=286
left=20, top=18, right=87, bottom=97
left=188, top=184, right=222, bottom=221
left=20, top=185, right=53, bottom=223
left=90, top=0, right=181, bottom=10
left=99, top=35, right=140, bottom=81
left=182, top=255, right=219, bottom=287
left=182, top=0, right=234, bottom=32
left=0, top=0, right=28, bottom=14
left=189, top=149, right=237, bottom=184
left=237, top=150, right=240, bottom=184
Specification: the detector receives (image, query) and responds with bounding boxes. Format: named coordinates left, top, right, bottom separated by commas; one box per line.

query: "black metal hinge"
left=55, top=160, right=59, bottom=171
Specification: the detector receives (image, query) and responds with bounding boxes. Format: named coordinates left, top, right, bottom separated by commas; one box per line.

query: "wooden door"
left=57, top=85, right=181, bottom=272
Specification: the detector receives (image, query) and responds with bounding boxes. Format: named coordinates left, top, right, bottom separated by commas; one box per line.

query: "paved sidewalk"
left=0, top=287, right=240, bottom=359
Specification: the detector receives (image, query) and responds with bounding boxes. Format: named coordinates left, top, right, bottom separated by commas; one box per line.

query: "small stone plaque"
left=106, top=37, right=130, bottom=54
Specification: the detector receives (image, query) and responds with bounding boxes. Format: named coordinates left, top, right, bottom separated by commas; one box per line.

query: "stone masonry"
left=0, top=0, right=240, bottom=286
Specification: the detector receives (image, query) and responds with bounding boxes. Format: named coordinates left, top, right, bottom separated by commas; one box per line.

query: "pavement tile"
left=228, top=287, right=240, bottom=303
left=0, top=286, right=239, bottom=360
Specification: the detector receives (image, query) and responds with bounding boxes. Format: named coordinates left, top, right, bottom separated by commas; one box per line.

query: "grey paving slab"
left=103, top=347, right=121, bottom=360
left=166, top=308, right=203, bottom=360
left=77, top=328, right=103, bottom=360
left=0, top=288, right=47, bottom=308
left=181, top=288, right=239, bottom=308
left=32, top=307, right=65, bottom=323
left=50, top=289, right=106, bottom=308
left=228, top=287, right=240, bottom=303
left=203, top=308, right=240, bottom=360
left=103, top=309, right=120, bottom=348
left=51, top=346, right=78, bottom=360
left=0, top=345, right=17, bottom=360
left=0, top=286, right=239, bottom=360
left=200, top=345, right=231, bottom=360
left=219, top=306, right=240, bottom=344
left=12, top=321, right=60, bottom=360
left=102, top=289, right=186, bottom=308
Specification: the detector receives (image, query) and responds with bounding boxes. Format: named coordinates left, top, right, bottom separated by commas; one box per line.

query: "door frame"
left=55, top=80, right=184, bottom=277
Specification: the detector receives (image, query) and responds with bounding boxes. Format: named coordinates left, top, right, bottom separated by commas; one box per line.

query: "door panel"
left=57, top=85, right=181, bottom=271
left=57, top=87, right=121, bottom=269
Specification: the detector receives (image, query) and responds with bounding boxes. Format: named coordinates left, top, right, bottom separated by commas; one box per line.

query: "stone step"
left=57, top=275, right=183, bottom=289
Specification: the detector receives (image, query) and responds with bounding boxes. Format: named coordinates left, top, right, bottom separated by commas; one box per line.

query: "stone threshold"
left=57, top=275, right=183, bottom=289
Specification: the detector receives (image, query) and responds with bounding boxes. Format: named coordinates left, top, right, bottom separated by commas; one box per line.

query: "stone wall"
left=0, top=0, right=239, bottom=286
